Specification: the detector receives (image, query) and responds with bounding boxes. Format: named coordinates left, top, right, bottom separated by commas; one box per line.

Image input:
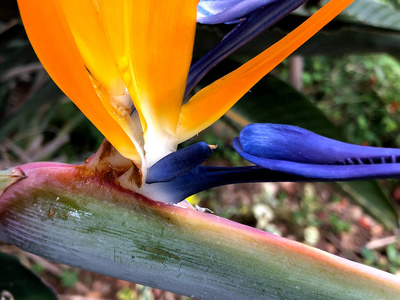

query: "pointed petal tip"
left=0, top=168, right=26, bottom=196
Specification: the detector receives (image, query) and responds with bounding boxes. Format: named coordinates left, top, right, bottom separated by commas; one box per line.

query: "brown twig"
left=365, top=235, right=399, bottom=250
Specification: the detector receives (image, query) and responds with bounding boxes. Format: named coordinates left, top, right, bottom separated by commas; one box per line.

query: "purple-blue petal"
left=234, top=124, right=400, bottom=180
left=197, top=0, right=277, bottom=24
left=152, top=165, right=310, bottom=203
left=146, top=142, right=215, bottom=184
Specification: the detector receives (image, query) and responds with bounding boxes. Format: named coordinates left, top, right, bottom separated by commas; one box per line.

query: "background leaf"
left=194, top=13, right=400, bottom=61
left=0, top=251, right=57, bottom=300
left=340, top=0, right=400, bottom=31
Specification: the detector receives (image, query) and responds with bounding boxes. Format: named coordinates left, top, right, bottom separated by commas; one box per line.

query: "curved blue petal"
left=197, top=0, right=277, bottom=24
left=146, top=142, right=215, bottom=184
left=187, top=0, right=307, bottom=95
left=234, top=124, right=400, bottom=180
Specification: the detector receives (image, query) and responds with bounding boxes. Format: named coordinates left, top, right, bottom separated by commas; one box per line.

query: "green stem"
left=1, top=163, right=400, bottom=299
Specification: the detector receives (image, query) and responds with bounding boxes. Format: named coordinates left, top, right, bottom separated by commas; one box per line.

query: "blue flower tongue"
left=146, top=142, right=215, bottom=184
left=234, top=124, right=400, bottom=180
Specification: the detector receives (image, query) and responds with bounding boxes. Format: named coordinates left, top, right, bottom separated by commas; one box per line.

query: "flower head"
left=17, top=0, right=358, bottom=202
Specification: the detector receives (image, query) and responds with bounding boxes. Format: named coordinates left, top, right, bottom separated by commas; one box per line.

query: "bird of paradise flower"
left=18, top=0, right=397, bottom=204
left=2, top=0, right=400, bottom=298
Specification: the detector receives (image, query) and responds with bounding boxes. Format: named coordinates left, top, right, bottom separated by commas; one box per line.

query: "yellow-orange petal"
left=58, top=0, right=126, bottom=96
left=17, top=0, right=140, bottom=163
left=98, top=0, right=198, bottom=165
left=56, top=0, right=145, bottom=164
left=96, top=0, right=129, bottom=67
left=177, top=0, right=354, bottom=142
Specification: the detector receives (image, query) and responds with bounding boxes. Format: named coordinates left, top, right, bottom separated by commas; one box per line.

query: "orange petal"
left=177, top=0, right=354, bottom=142
left=17, top=0, right=140, bottom=162
left=98, top=0, right=198, bottom=165
left=58, top=0, right=126, bottom=96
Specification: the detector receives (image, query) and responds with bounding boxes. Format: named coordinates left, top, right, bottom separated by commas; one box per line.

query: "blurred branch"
left=366, top=235, right=400, bottom=250
left=0, top=19, right=18, bottom=35
left=3, top=138, right=31, bottom=163
left=289, top=55, right=303, bottom=91
left=31, top=114, right=84, bottom=161
left=0, top=63, right=44, bottom=82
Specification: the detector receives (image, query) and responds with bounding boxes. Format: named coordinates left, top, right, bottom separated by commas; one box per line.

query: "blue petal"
left=152, top=165, right=310, bottom=203
left=146, top=142, right=215, bottom=184
left=187, top=0, right=307, bottom=95
left=234, top=124, right=400, bottom=180
left=197, top=0, right=277, bottom=24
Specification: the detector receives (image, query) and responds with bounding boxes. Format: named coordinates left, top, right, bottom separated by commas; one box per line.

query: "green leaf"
left=292, top=17, right=400, bottom=55
left=229, top=73, right=399, bottom=229
left=0, top=252, right=57, bottom=300
left=194, top=14, right=400, bottom=61
left=342, top=0, right=400, bottom=31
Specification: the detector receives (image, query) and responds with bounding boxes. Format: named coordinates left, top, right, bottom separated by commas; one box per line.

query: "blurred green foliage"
left=301, top=54, right=400, bottom=147
left=61, top=269, right=79, bottom=288
left=362, top=241, right=400, bottom=274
